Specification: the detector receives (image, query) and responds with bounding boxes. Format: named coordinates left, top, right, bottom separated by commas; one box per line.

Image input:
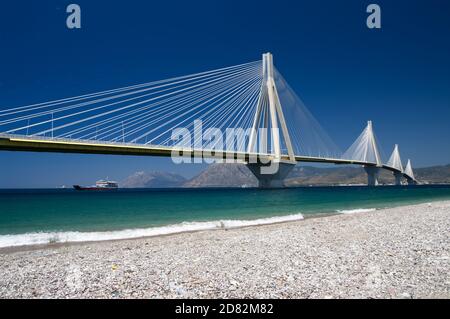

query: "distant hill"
left=121, top=171, right=187, bottom=188
left=183, top=164, right=401, bottom=187
left=122, top=164, right=450, bottom=188
left=183, top=163, right=258, bottom=188
left=415, top=164, right=450, bottom=184
left=285, top=166, right=396, bottom=186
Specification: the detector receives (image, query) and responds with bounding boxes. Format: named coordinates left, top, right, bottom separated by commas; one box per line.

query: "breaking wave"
left=0, top=213, right=304, bottom=248
left=337, top=208, right=377, bottom=214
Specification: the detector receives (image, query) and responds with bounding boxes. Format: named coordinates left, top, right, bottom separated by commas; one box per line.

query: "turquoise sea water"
left=1, top=185, right=450, bottom=247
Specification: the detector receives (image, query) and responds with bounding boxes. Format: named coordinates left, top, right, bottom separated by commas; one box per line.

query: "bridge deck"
left=0, top=134, right=416, bottom=182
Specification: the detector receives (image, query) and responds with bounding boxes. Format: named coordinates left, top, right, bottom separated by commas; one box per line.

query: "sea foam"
left=0, top=213, right=304, bottom=248
left=337, top=208, right=377, bottom=214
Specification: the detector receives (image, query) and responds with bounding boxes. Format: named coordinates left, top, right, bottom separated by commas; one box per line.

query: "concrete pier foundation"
left=364, top=166, right=380, bottom=186
left=247, top=161, right=295, bottom=188
left=393, top=171, right=403, bottom=186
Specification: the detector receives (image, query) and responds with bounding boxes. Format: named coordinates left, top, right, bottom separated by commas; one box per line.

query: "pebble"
left=0, top=201, right=449, bottom=299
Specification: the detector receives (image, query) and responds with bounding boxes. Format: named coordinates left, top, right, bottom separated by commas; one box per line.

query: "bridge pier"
left=364, top=166, right=380, bottom=186
left=247, top=161, right=295, bottom=188
left=393, top=171, right=403, bottom=186
left=406, top=177, right=417, bottom=185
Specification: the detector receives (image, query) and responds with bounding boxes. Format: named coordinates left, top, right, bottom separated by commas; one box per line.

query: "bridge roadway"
left=0, top=134, right=416, bottom=182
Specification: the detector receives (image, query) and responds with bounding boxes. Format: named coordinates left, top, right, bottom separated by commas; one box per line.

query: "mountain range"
left=121, top=164, right=450, bottom=188
left=121, top=171, right=187, bottom=188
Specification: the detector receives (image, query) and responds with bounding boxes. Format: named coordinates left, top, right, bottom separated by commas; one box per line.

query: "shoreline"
left=0, top=212, right=338, bottom=255
left=0, top=197, right=446, bottom=254
left=0, top=200, right=449, bottom=298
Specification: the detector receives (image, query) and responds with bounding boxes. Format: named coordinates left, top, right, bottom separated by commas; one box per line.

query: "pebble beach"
left=0, top=201, right=449, bottom=299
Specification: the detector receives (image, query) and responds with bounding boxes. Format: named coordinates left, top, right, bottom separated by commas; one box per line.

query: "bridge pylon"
left=404, top=159, right=417, bottom=185
left=387, top=144, right=404, bottom=185
left=246, top=53, right=296, bottom=188
left=343, top=120, right=383, bottom=186
left=364, top=120, right=382, bottom=186
left=366, top=120, right=383, bottom=167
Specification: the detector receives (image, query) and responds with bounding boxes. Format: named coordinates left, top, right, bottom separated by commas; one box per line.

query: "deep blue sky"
left=0, top=0, right=449, bottom=187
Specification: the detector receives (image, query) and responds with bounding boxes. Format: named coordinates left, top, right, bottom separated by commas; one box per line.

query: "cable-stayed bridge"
left=0, top=53, right=418, bottom=188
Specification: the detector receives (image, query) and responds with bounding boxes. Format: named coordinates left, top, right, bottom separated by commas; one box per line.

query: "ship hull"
left=73, top=185, right=118, bottom=191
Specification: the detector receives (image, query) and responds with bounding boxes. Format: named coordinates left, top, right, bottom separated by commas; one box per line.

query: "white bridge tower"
left=246, top=53, right=297, bottom=188
left=387, top=144, right=404, bottom=185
